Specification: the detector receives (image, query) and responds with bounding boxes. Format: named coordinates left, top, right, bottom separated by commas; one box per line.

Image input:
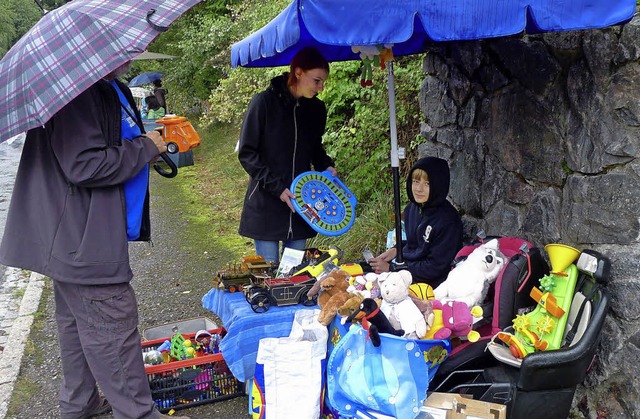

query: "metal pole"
left=387, top=61, right=404, bottom=265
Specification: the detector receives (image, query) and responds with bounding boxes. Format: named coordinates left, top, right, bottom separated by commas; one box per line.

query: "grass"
left=150, top=122, right=255, bottom=276
left=6, top=278, right=51, bottom=418
left=166, top=120, right=396, bottom=264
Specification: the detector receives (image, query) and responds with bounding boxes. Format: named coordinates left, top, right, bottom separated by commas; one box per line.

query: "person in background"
left=0, top=61, right=188, bottom=419
left=152, top=79, right=167, bottom=113
left=369, top=157, right=463, bottom=288
left=140, top=95, right=150, bottom=119
left=237, top=46, right=336, bottom=264
left=145, top=95, right=165, bottom=120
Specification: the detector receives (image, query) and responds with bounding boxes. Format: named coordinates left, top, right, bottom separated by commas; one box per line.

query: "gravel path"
left=5, top=168, right=248, bottom=418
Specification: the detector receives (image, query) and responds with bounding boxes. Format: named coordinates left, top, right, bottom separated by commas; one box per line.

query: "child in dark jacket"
left=369, top=157, right=463, bottom=288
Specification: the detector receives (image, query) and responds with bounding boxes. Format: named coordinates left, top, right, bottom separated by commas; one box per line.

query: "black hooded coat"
left=237, top=74, right=334, bottom=241
left=401, top=157, right=463, bottom=287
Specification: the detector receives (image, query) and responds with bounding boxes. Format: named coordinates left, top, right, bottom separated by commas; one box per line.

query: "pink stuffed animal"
left=424, top=300, right=483, bottom=342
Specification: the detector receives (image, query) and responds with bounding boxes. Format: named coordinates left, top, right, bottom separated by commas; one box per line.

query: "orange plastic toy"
left=156, top=116, right=201, bottom=152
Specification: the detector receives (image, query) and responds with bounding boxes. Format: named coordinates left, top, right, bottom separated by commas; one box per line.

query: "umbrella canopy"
left=0, top=0, right=201, bottom=144
left=128, top=71, right=165, bottom=87
left=130, top=87, right=153, bottom=99
left=133, top=50, right=176, bottom=60
left=232, top=0, right=636, bottom=67
left=230, top=0, right=636, bottom=264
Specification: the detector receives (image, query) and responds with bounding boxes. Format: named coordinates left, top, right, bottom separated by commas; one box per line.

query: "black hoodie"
left=401, top=157, right=463, bottom=287
left=237, top=74, right=334, bottom=241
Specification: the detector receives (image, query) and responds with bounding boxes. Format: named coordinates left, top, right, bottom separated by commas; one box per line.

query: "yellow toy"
left=497, top=244, right=580, bottom=358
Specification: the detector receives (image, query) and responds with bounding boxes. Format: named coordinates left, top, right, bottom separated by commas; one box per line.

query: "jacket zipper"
left=288, top=101, right=300, bottom=239
left=248, top=182, right=259, bottom=200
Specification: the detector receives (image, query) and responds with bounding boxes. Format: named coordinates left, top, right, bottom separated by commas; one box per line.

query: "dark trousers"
left=54, top=281, right=159, bottom=419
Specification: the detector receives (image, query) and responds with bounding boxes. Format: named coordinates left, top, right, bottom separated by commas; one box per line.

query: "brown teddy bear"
left=315, top=270, right=352, bottom=326
left=337, top=293, right=365, bottom=319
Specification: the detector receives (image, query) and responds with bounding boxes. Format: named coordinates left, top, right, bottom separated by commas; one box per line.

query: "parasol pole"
left=387, top=60, right=405, bottom=266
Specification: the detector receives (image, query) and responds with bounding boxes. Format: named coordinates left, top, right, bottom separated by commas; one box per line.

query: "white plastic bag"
left=256, top=309, right=328, bottom=419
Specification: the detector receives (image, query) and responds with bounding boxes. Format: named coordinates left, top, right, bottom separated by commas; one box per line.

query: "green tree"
left=1, top=0, right=41, bottom=57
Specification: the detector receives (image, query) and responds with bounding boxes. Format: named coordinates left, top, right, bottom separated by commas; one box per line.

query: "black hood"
left=405, top=157, right=451, bottom=208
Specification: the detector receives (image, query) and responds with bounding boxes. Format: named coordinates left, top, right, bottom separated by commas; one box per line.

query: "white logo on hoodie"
left=423, top=225, right=432, bottom=243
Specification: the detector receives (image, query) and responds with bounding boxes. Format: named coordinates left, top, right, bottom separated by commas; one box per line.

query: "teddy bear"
left=434, top=238, right=505, bottom=307
left=377, top=270, right=429, bottom=339
left=337, top=292, right=366, bottom=323
left=424, top=300, right=483, bottom=342
left=313, top=269, right=352, bottom=326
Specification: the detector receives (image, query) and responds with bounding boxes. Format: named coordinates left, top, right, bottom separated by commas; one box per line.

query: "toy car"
left=213, top=256, right=275, bottom=292
left=214, top=272, right=255, bottom=293
left=244, top=274, right=318, bottom=313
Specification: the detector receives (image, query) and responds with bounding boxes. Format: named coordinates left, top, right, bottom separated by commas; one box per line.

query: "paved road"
left=0, top=135, right=45, bottom=419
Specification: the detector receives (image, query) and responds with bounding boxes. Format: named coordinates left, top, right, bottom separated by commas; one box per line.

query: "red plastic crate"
left=141, top=328, right=243, bottom=412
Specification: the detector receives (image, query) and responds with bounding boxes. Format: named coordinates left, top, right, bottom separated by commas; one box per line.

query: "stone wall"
left=417, top=15, right=640, bottom=419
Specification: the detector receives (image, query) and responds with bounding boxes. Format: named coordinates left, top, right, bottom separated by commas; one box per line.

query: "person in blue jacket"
left=369, top=157, right=463, bottom=288
left=237, top=47, right=336, bottom=263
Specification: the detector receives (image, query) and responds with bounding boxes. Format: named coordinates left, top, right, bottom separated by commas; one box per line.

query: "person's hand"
left=280, top=188, right=296, bottom=212
left=326, top=166, right=338, bottom=177
left=369, top=256, right=390, bottom=274
left=378, top=247, right=397, bottom=262
left=144, top=130, right=167, bottom=157
left=368, top=247, right=397, bottom=273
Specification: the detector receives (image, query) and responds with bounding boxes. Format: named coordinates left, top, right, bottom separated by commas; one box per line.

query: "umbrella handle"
left=146, top=9, right=169, bottom=33
left=154, top=152, right=178, bottom=178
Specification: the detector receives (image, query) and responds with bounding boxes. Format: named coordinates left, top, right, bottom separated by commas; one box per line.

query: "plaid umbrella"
left=0, top=0, right=201, bottom=144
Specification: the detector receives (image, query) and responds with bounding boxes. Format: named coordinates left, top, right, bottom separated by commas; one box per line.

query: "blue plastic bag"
left=327, top=324, right=450, bottom=419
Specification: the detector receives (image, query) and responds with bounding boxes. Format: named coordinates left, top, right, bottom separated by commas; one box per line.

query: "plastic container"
left=142, top=328, right=243, bottom=412
left=142, top=317, right=218, bottom=341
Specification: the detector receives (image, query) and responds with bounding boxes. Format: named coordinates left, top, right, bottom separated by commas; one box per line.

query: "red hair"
left=287, top=47, right=329, bottom=87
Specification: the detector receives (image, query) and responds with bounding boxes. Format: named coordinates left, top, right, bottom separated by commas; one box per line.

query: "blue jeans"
left=255, top=239, right=307, bottom=263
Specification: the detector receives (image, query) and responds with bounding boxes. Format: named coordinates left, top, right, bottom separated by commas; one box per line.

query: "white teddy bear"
left=434, top=238, right=505, bottom=307
left=378, top=270, right=428, bottom=339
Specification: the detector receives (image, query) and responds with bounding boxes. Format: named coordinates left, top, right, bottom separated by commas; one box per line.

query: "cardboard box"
left=425, top=392, right=507, bottom=419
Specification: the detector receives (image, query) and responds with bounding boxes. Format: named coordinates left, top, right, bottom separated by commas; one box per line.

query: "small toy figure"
left=351, top=44, right=394, bottom=87
left=424, top=300, right=483, bottom=342
left=345, top=298, right=404, bottom=347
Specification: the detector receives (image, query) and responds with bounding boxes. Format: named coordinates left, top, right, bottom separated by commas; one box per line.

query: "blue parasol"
left=128, top=71, right=165, bottom=87
left=231, top=0, right=636, bottom=263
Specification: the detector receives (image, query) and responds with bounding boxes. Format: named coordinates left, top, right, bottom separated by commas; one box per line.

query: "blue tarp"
left=231, top=0, right=636, bottom=67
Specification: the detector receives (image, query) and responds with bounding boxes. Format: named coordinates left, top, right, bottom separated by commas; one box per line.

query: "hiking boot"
left=86, top=396, right=111, bottom=418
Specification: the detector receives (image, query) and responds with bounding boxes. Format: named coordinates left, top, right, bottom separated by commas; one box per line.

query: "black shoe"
left=86, top=396, right=111, bottom=418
